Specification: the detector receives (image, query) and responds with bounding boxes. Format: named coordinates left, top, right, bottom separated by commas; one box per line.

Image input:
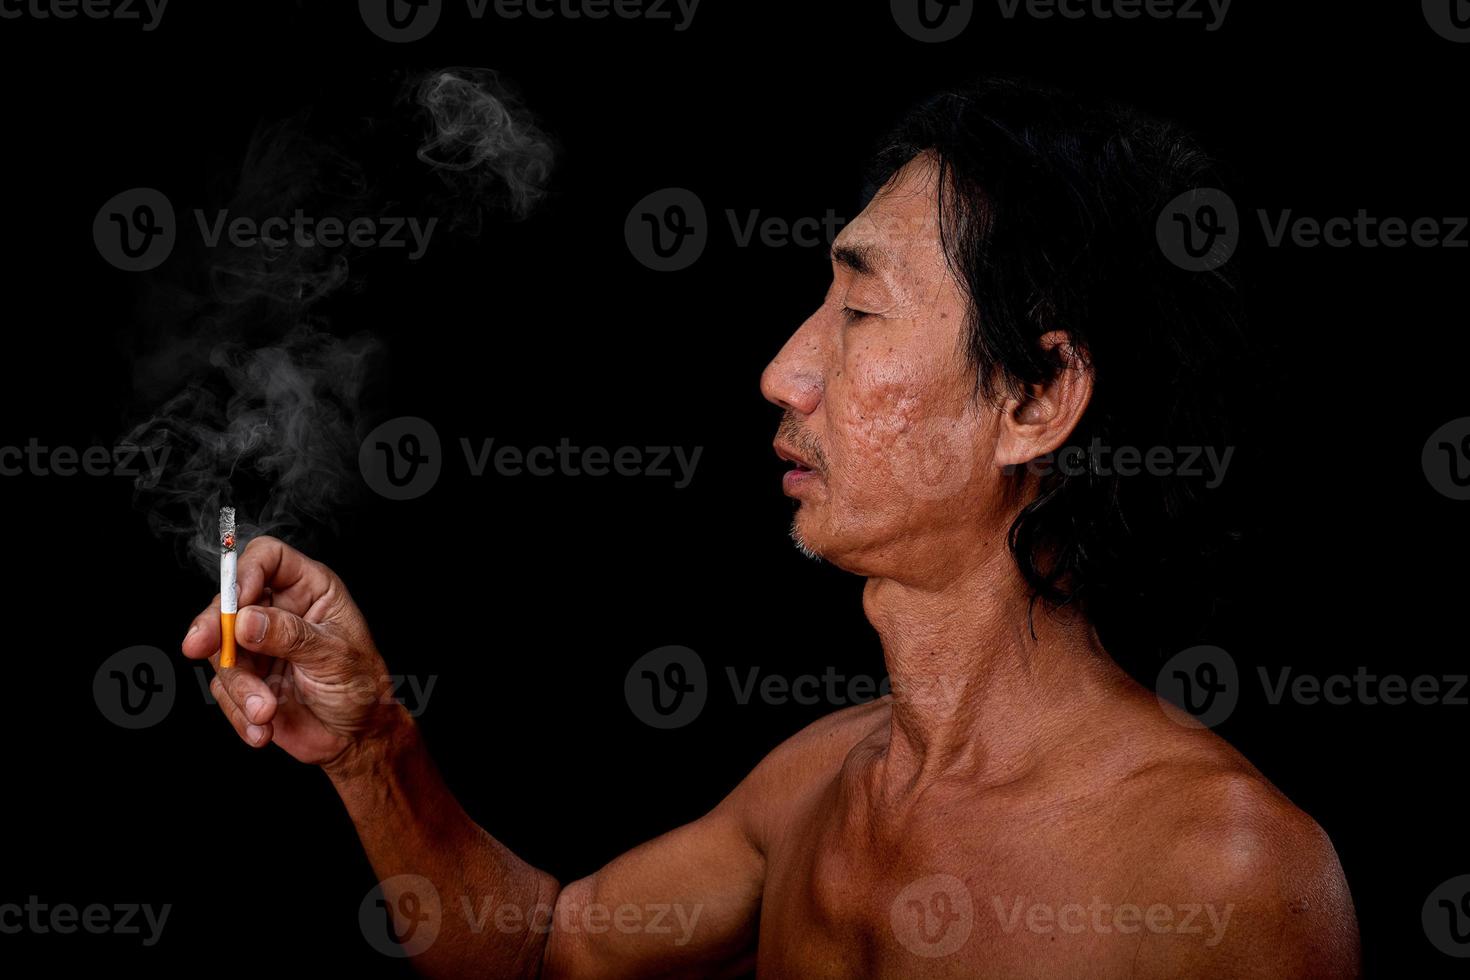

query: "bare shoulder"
left=1108, top=726, right=1361, bottom=978
left=720, top=697, right=892, bottom=842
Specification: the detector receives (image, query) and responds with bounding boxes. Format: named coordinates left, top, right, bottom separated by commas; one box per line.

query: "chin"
left=789, top=509, right=827, bottom=562
left=789, top=504, right=878, bottom=573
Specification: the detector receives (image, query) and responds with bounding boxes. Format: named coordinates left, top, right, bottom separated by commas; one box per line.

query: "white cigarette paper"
left=220, top=506, right=238, bottom=614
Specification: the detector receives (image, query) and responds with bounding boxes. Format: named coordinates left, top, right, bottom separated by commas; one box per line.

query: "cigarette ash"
left=220, top=506, right=237, bottom=554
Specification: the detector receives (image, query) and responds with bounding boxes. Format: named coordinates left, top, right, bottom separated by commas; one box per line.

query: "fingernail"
left=246, top=724, right=265, bottom=745
left=246, top=695, right=266, bottom=721
left=241, top=609, right=268, bottom=644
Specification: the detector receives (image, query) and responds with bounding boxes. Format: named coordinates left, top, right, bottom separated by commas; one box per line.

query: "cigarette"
left=220, top=506, right=238, bottom=668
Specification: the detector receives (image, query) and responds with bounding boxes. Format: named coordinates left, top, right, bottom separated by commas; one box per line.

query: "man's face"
left=761, top=155, right=1013, bottom=581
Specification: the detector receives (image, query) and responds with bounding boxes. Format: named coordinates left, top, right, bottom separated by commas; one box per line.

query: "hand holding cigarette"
left=181, top=535, right=408, bottom=769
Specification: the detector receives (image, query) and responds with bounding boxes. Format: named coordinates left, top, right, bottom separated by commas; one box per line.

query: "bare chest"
left=754, top=780, right=1177, bottom=979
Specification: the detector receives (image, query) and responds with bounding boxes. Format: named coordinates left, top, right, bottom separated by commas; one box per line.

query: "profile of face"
left=760, top=154, right=1092, bottom=586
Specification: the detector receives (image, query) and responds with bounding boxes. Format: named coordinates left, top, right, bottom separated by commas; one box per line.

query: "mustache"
left=777, top=411, right=829, bottom=473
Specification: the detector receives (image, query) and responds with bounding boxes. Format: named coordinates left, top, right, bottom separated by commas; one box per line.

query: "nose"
left=760, top=316, right=823, bottom=415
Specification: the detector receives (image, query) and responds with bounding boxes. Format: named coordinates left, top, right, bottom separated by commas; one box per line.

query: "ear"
left=993, top=331, right=1094, bottom=469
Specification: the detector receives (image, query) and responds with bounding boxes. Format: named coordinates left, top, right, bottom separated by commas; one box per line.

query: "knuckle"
left=214, top=683, right=240, bottom=717
left=225, top=671, right=253, bottom=701
left=243, top=534, right=280, bottom=554
left=281, top=616, right=310, bottom=651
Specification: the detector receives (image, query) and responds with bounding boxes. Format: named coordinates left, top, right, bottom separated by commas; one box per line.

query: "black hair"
left=866, top=77, right=1248, bottom=637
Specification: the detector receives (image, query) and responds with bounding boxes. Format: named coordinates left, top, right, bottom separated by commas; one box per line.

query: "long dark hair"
left=867, top=77, right=1249, bottom=641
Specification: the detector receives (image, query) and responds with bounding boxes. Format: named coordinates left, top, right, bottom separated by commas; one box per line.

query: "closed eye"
left=840, top=305, right=872, bottom=322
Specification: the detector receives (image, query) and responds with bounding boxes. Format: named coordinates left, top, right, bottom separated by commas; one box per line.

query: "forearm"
left=328, top=707, right=560, bottom=979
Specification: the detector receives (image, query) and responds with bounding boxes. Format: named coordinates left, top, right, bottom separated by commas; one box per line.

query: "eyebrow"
left=831, top=243, right=881, bottom=276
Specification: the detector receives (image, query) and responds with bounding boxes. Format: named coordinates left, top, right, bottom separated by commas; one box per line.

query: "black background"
left=1, top=2, right=1465, bottom=975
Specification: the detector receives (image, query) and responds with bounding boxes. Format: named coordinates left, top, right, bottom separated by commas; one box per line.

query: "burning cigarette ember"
left=220, top=506, right=238, bottom=668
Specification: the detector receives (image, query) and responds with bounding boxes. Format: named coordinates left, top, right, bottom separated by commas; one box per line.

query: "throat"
left=861, top=569, right=1123, bottom=790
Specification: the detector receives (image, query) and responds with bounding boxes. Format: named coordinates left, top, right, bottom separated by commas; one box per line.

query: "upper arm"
left=539, top=703, right=877, bottom=980
left=541, top=799, right=765, bottom=980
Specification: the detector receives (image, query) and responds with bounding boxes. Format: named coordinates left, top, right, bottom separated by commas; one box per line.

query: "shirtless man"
left=183, top=80, right=1360, bottom=977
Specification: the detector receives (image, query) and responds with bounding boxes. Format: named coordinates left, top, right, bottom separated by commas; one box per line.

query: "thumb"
left=235, top=605, right=336, bottom=665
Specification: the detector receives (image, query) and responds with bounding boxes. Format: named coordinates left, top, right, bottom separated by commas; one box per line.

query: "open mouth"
left=774, top=442, right=817, bottom=473
left=774, top=441, right=822, bottom=493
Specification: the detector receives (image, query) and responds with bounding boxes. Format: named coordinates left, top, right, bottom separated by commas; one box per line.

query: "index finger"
left=181, top=594, right=221, bottom=660
left=236, top=535, right=334, bottom=616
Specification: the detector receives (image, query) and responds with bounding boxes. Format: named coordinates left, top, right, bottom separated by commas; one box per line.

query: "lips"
left=774, top=441, right=817, bottom=473
left=775, top=441, right=822, bottom=497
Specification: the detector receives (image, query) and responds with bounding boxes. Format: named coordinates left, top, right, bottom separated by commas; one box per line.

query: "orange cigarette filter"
left=220, top=506, right=238, bottom=669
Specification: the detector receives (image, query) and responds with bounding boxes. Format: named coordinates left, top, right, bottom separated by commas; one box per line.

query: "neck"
left=862, top=547, right=1126, bottom=790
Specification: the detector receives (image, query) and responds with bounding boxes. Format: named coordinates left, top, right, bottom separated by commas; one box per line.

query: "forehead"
left=832, top=156, right=946, bottom=273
